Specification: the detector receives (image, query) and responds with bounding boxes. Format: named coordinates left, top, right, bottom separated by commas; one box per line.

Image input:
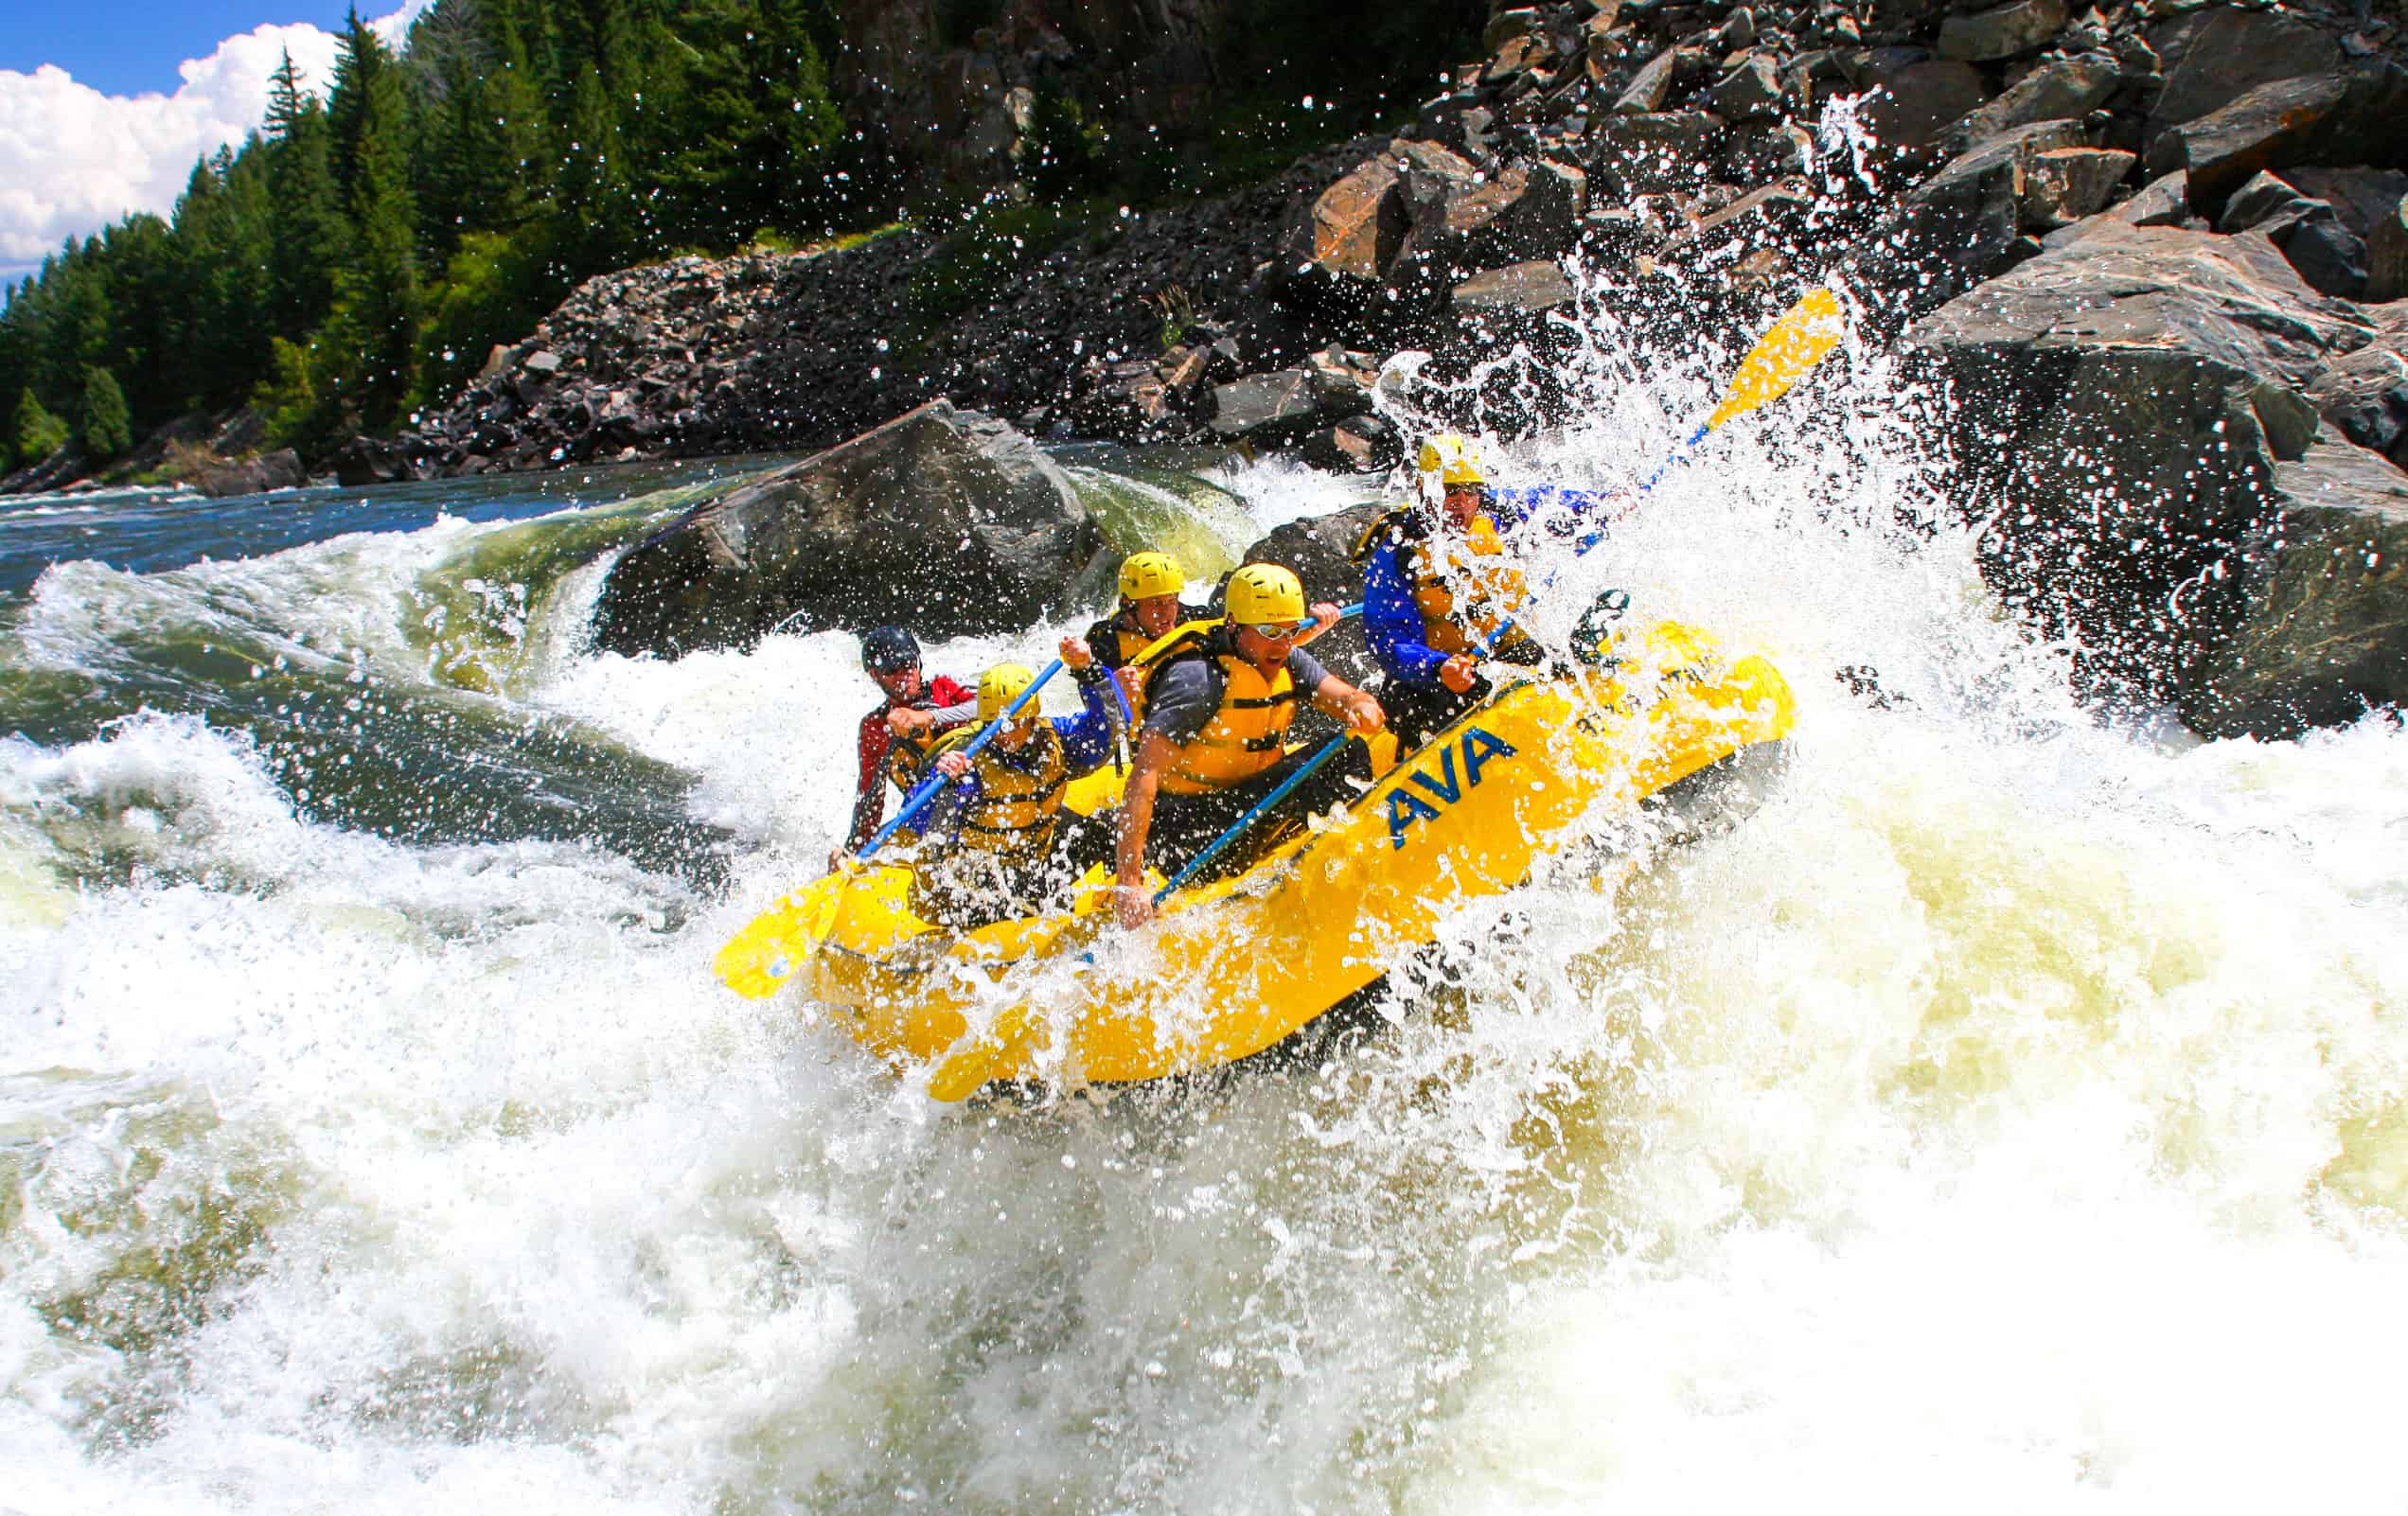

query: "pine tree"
left=558, top=63, right=634, bottom=268
left=265, top=51, right=349, bottom=334
left=335, top=13, right=425, bottom=424
left=12, top=387, right=70, bottom=467
left=80, top=366, right=133, bottom=459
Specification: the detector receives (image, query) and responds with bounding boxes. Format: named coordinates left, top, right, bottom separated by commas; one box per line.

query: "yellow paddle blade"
left=1703, top=287, right=1846, bottom=433
left=714, top=874, right=848, bottom=999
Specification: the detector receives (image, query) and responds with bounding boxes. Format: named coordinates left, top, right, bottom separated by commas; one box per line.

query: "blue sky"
left=2, top=4, right=364, bottom=98
left=1, top=2, right=425, bottom=282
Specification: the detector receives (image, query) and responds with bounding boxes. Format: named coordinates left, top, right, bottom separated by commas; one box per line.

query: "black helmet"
left=860, top=626, right=919, bottom=673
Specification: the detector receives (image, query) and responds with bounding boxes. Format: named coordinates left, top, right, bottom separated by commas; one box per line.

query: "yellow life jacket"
left=930, top=723, right=1068, bottom=858
left=1355, top=504, right=1532, bottom=657
left=1131, top=620, right=1301, bottom=796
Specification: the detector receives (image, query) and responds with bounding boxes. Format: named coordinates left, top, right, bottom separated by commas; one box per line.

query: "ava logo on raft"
left=1387, top=726, right=1518, bottom=849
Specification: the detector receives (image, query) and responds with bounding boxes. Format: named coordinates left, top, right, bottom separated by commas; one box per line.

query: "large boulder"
left=2143, top=3, right=2341, bottom=152
left=1906, top=220, right=2389, bottom=733
left=1587, top=112, right=1729, bottom=201
left=589, top=400, right=1107, bottom=658
left=190, top=448, right=310, bottom=498
left=2369, top=194, right=2408, bottom=302
left=1950, top=51, right=2123, bottom=151
left=2301, top=316, right=2408, bottom=467
left=1938, top=0, right=2069, bottom=63
left=1861, top=58, right=1993, bottom=150
left=1840, top=119, right=2088, bottom=333
left=1389, top=158, right=1588, bottom=300
left=2186, top=438, right=2408, bottom=737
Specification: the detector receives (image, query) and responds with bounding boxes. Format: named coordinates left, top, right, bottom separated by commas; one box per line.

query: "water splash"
left=5, top=314, right=2408, bottom=1514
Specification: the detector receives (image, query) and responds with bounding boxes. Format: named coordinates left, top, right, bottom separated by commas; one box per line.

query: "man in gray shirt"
left=1114, top=564, right=1385, bottom=928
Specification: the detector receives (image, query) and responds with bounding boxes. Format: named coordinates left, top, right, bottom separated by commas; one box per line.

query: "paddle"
left=714, top=659, right=1065, bottom=998
left=1481, top=285, right=1849, bottom=649
left=1641, top=285, right=1846, bottom=489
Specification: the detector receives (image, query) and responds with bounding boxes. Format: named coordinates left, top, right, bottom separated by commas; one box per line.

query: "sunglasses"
left=1242, top=622, right=1304, bottom=642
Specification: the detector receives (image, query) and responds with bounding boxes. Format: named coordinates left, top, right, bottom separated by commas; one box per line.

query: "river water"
left=4, top=353, right=2406, bottom=1512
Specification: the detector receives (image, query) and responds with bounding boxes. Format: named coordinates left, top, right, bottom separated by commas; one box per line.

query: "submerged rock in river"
left=590, top=401, right=1107, bottom=658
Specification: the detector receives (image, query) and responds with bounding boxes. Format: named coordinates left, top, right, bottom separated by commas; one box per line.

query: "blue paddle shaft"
left=857, top=658, right=1063, bottom=864
left=1155, top=732, right=1353, bottom=904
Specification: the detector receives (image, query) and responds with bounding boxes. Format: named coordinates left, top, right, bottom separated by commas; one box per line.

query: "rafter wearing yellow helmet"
left=911, top=638, right=1124, bottom=929
left=1109, top=561, right=1387, bottom=930
left=1355, top=433, right=1623, bottom=751
left=1083, top=550, right=1191, bottom=727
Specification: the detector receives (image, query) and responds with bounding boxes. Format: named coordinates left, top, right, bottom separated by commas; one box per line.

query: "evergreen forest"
left=0, top=0, right=865, bottom=473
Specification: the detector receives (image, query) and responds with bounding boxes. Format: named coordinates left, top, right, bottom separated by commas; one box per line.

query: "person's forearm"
left=1117, top=774, right=1158, bottom=884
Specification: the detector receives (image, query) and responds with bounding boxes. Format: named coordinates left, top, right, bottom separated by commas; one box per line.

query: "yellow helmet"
left=977, top=661, right=1038, bottom=720
left=1117, top=550, right=1186, bottom=601
left=1416, top=432, right=1488, bottom=488
left=1225, top=563, right=1306, bottom=626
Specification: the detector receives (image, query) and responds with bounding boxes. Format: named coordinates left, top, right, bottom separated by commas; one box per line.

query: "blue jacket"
left=918, top=669, right=1120, bottom=844
left=1363, top=487, right=1614, bottom=686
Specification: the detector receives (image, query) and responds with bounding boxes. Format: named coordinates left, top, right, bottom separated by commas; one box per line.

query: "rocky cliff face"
left=389, top=0, right=2408, bottom=740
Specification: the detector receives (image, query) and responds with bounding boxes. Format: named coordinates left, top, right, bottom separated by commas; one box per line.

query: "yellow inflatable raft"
left=719, top=619, right=1797, bottom=1098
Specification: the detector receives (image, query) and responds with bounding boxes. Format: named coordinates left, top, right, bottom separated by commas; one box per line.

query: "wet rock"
left=1952, top=52, right=2123, bottom=150
left=1861, top=58, right=1993, bottom=150
left=1906, top=220, right=2381, bottom=726
left=1720, top=121, right=1816, bottom=183
left=1938, top=0, right=2069, bottom=62
left=333, top=435, right=422, bottom=486
left=189, top=448, right=310, bottom=498
left=1615, top=46, right=1709, bottom=113
left=2186, top=438, right=2408, bottom=738
left=1390, top=159, right=1589, bottom=298
left=2373, top=195, right=2408, bottom=303
left=1453, top=259, right=1581, bottom=316
left=1844, top=119, right=2087, bottom=331
left=2120, top=168, right=2195, bottom=228
left=2217, top=171, right=2367, bottom=298
left=590, top=400, right=1105, bottom=657
left=1710, top=53, right=1787, bottom=122
left=2283, top=168, right=2408, bottom=242
left=2020, top=148, right=2136, bottom=229
left=2143, top=3, right=2340, bottom=148
left=1301, top=412, right=1405, bottom=473
left=1664, top=182, right=1815, bottom=258
left=2142, top=72, right=2352, bottom=208
left=1484, top=7, right=1547, bottom=56
left=2303, top=333, right=2408, bottom=463
left=1588, top=111, right=1729, bottom=199
left=1209, top=369, right=1322, bottom=443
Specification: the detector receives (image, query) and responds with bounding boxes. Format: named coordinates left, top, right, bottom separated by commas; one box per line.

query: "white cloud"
left=0, top=3, right=430, bottom=282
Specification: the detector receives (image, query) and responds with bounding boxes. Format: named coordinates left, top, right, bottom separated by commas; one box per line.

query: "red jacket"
left=845, top=675, right=975, bottom=850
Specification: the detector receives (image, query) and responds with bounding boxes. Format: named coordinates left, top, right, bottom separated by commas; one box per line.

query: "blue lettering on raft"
left=1388, top=726, right=1520, bottom=849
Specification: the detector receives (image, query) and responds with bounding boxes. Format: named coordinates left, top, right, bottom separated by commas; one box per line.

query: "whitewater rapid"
left=4, top=365, right=2406, bottom=1512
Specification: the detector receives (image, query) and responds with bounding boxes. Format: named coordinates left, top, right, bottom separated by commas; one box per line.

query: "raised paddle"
left=1478, top=285, right=1850, bottom=649
left=1641, top=285, right=1846, bottom=489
